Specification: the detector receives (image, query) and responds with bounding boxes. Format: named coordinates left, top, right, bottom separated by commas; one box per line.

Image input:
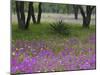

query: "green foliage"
left=34, top=3, right=40, bottom=12
left=12, top=1, right=74, bottom=14
left=50, top=20, right=71, bottom=36
left=41, top=3, right=73, bottom=14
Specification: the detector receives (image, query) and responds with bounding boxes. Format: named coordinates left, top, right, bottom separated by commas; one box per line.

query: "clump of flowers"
left=11, top=34, right=96, bottom=74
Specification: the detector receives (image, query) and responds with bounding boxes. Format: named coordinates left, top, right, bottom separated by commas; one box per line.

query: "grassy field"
left=12, top=23, right=95, bottom=40
left=12, top=23, right=95, bottom=52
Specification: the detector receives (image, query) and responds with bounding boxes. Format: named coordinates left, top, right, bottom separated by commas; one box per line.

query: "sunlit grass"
left=12, top=22, right=95, bottom=40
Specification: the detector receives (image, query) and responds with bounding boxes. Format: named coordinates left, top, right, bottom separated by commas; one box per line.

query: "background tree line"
left=12, top=0, right=96, bottom=30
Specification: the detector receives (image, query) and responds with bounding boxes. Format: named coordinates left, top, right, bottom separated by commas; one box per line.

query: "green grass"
left=12, top=23, right=95, bottom=53
left=12, top=23, right=95, bottom=40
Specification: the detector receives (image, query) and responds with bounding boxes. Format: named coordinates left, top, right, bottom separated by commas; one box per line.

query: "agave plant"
left=50, top=20, right=70, bottom=36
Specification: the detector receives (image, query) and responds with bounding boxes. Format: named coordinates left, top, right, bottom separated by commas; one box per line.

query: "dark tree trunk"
left=83, top=17, right=90, bottom=28
left=25, top=2, right=36, bottom=29
left=73, top=5, right=79, bottom=19
left=31, top=3, right=36, bottom=24
left=19, top=1, right=25, bottom=29
left=16, top=1, right=37, bottom=29
left=15, top=1, right=25, bottom=29
left=37, top=3, right=42, bottom=24
left=78, top=6, right=95, bottom=28
left=25, top=2, right=32, bottom=28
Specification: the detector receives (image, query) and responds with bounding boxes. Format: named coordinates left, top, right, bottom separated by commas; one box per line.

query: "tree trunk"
left=73, top=5, right=79, bottom=19
left=25, top=2, right=32, bottom=29
left=37, top=3, right=42, bottom=24
left=19, top=1, right=25, bottom=29
left=82, top=6, right=93, bottom=28
left=25, top=2, right=36, bottom=29
left=31, top=3, right=36, bottom=24
left=78, top=6, right=95, bottom=28
left=16, top=1, right=25, bottom=29
left=83, top=17, right=89, bottom=28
